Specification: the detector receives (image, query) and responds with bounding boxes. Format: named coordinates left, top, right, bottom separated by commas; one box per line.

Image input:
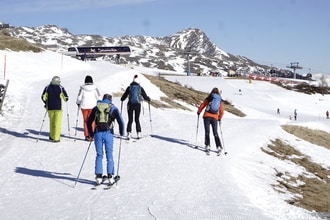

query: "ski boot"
left=205, top=145, right=210, bottom=155
left=95, top=174, right=103, bottom=185
left=216, top=146, right=223, bottom=156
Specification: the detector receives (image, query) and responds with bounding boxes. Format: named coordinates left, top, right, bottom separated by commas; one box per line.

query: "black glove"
left=86, top=136, right=93, bottom=141
left=88, top=133, right=94, bottom=138
left=197, top=112, right=200, bottom=116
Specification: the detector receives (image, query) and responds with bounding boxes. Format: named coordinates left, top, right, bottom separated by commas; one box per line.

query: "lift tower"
left=181, top=47, right=198, bottom=76
left=286, top=62, right=302, bottom=79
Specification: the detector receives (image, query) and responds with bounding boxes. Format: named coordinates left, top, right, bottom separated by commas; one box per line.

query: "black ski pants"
left=126, top=103, right=142, bottom=133
left=203, top=117, right=221, bottom=147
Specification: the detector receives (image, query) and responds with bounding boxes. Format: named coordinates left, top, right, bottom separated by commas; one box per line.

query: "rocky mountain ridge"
left=6, top=24, right=268, bottom=75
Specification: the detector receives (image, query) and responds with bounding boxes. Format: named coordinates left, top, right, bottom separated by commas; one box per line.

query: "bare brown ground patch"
left=0, top=30, right=42, bottom=52
left=143, top=74, right=246, bottom=117
left=262, top=139, right=330, bottom=212
left=281, top=125, right=330, bottom=150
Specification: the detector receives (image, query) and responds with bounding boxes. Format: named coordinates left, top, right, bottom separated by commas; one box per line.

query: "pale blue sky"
left=1, top=0, right=330, bottom=75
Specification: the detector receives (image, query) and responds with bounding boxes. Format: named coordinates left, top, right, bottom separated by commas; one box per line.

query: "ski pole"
left=195, top=115, right=200, bottom=145
left=66, top=102, right=71, bottom=138
left=74, top=106, right=80, bottom=140
left=74, top=140, right=92, bottom=187
left=36, top=110, right=48, bottom=142
left=219, top=121, right=227, bottom=155
left=115, top=136, right=123, bottom=186
left=115, top=101, right=124, bottom=186
left=148, top=102, right=153, bottom=134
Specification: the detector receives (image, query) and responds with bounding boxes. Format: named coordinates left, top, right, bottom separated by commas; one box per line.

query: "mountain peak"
left=165, top=27, right=227, bottom=57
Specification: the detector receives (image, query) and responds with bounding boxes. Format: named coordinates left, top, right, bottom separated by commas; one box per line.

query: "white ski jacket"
left=76, top=84, right=100, bottom=109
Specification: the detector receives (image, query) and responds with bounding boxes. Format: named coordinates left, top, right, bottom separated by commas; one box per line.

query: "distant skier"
left=197, top=87, right=224, bottom=154
left=277, top=108, right=280, bottom=115
left=294, top=109, right=297, bottom=120
left=41, top=76, right=69, bottom=142
left=326, top=110, right=329, bottom=119
left=76, top=75, right=101, bottom=141
left=120, top=74, right=151, bottom=139
left=87, top=94, right=125, bottom=185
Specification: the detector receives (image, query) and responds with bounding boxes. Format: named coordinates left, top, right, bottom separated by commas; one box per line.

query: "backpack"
left=95, top=102, right=113, bottom=131
left=129, top=84, right=142, bottom=104
left=206, top=93, right=221, bottom=114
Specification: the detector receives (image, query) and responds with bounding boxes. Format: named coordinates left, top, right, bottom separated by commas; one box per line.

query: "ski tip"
left=91, top=185, right=100, bottom=190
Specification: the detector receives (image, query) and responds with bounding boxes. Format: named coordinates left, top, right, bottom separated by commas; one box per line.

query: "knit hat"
left=51, top=76, right=61, bottom=85
left=85, top=75, right=93, bottom=84
left=102, top=93, right=112, bottom=101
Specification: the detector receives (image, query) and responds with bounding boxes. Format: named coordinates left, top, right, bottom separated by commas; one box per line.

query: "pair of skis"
left=192, top=144, right=223, bottom=156
left=91, top=175, right=120, bottom=190
left=125, top=134, right=148, bottom=143
left=205, top=147, right=222, bottom=156
left=126, top=136, right=141, bottom=142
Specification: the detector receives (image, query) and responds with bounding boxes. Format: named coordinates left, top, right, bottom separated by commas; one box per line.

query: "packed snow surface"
left=0, top=51, right=329, bottom=220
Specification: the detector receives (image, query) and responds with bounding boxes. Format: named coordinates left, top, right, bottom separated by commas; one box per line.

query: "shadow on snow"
left=15, top=167, right=95, bottom=187
left=150, top=134, right=211, bottom=153
left=0, top=126, right=83, bottom=142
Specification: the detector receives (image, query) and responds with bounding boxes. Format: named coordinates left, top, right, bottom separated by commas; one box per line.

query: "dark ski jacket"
left=120, top=82, right=150, bottom=105
left=41, top=84, right=69, bottom=110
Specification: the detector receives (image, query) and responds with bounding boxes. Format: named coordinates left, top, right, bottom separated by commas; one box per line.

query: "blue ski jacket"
left=87, top=98, right=125, bottom=137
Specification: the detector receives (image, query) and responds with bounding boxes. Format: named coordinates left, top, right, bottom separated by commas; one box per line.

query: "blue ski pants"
left=93, top=130, right=114, bottom=175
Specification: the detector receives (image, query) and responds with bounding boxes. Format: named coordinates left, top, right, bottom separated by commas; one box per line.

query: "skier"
left=87, top=94, right=125, bottom=185
left=41, top=76, right=69, bottom=142
left=326, top=110, right=329, bottom=119
left=120, top=74, right=151, bottom=139
left=197, top=87, right=224, bottom=154
left=294, top=109, right=297, bottom=120
left=76, top=75, right=101, bottom=141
